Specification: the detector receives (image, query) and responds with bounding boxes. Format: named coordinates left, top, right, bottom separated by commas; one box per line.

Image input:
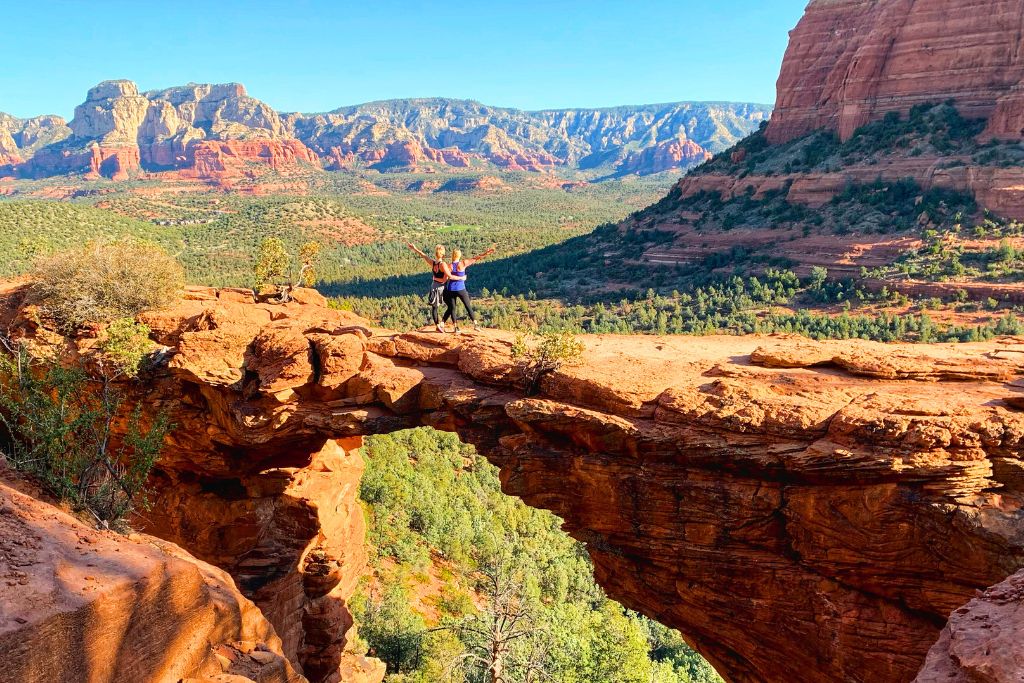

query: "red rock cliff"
left=4, top=285, right=1023, bottom=683
left=768, top=0, right=1024, bottom=143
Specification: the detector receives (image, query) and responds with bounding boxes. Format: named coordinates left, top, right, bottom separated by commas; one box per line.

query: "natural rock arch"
left=4, top=284, right=1024, bottom=683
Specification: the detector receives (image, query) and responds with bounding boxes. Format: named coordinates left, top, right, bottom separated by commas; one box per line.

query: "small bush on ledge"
left=253, top=237, right=321, bottom=303
left=0, top=327, right=169, bottom=528
left=512, top=330, right=585, bottom=394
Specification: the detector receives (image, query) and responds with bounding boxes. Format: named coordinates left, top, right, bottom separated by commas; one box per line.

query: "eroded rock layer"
left=3, top=284, right=1022, bottom=682
left=0, top=471, right=305, bottom=683
left=768, top=0, right=1024, bottom=143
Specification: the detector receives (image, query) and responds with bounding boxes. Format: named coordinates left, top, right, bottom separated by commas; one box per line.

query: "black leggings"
left=443, top=289, right=475, bottom=325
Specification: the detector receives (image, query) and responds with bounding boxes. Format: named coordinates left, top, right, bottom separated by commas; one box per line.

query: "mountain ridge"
left=0, top=80, right=770, bottom=183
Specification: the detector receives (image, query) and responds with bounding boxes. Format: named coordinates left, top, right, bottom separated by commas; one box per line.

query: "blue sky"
left=2, top=1, right=808, bottom=119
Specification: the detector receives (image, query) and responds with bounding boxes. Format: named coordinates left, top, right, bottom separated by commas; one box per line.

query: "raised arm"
left=405, top=242, right=435, bottom=267
left=462, top=244, right=497, bottom=268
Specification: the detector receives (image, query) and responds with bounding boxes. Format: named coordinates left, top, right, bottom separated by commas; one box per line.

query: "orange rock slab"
left=0, top=475, right=304, bottom=683
left=4, top=286, right=1024, bottom=683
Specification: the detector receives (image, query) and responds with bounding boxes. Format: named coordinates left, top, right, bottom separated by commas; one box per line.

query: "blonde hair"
left=434, top=244, right=446, bottom=260
left=452, top=248, right=462, bottom=261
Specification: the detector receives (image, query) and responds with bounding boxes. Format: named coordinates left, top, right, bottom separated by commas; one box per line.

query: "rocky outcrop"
left=70, top=80, right=151, bottom=142
left=3, top=285, right=1023, bottom=682
left=0, top=470, right=304, bottom=683
left=617, top=138, right=712, bottom=176
left=0, top=113, right=70, bottom=174
left=11, top=80, right=319, bottom=183
left=768, top=0, right=1024, bottom=143
left=914, top=568, right=1024, bottom=682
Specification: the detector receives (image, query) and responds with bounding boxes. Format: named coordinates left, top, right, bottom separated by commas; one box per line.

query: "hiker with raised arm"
left=405, top=242, right=464, bottom=333
left=442, top=244, right=497, bottom=333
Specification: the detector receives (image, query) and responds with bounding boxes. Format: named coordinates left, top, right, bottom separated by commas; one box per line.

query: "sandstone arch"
left=3, top=284, right=1024, bottom=683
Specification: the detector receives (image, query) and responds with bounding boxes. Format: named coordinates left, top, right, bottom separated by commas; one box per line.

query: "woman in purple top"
left=405, top=242, right=463, bottom=333
left=442, top=244, right=497, bottom=333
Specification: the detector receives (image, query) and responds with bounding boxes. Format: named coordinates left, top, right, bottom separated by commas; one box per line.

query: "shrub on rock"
left=30, top=240, right=185, bottom=330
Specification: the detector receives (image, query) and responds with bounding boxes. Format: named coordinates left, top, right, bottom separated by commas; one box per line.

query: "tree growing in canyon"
left=253, top=237, right=321, bottom=303
left=444, top=549, right=548, bottom=683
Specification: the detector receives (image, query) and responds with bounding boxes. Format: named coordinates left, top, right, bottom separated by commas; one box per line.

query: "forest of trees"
left=335, top=268, right=1024, bottom=342
left=355, top=429, right=722, bottom=683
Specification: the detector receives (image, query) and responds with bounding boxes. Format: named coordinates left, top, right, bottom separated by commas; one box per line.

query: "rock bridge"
left=4, top=285, right=1024, bottom=683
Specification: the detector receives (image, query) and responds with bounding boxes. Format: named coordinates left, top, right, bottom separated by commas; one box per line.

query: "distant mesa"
left=435, top=175, right=509, bottom=193
left=0, top=81, right=770, bottom=185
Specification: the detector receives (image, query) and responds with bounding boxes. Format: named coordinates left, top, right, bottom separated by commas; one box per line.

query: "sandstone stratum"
left=0, top=83, right=768, bottom=184
left=0, top=283, right=1022, bottom=682
left=767, top=0, right=1024, bottom=144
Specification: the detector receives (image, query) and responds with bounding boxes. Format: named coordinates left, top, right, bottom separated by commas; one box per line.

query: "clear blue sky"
left=1, top=0, right=808, bottom=119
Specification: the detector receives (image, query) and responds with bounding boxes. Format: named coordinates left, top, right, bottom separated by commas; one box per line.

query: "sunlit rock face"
left=3, top=283, right=1022, bottom=682
left=0, top=471, right=305, bottom=683
left=768, top=0, right=1024, bottom=144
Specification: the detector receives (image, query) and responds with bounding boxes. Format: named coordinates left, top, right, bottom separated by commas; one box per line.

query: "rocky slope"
left=0, top=83, right=768, bottom=183
left=2, top=284, right=1022, bottom=682
left=620, top=0, right=1024, bottom=292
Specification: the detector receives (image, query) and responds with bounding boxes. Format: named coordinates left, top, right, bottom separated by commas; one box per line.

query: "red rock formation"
left=0, top=471, right=304, bottom=683
left=371, top=140, right=426, bottom=170
left=617, top=138, right=711, bottom=175
left=369, top=140, right=474, bottom=171
left=85, top=143, right=142, bottom=181
left=768, top=0, right=1024, bottom=144
left=914, top=568, right=1024, bottom=682
left=4, top=285, right=1023, bottom=683
left=182, top=140, right=319, bottom=181
left=0, top=128, right=23, bottom=169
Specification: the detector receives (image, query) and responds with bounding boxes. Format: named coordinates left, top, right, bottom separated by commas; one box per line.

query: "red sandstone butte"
left=768, top=0, right=1024, bottom=144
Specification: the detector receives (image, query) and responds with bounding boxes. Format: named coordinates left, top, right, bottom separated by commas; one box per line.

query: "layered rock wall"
left=768, top=0, right=1024, bottom=143
left=4, top=285, right=1022, bottom=682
